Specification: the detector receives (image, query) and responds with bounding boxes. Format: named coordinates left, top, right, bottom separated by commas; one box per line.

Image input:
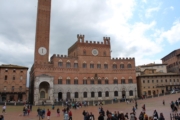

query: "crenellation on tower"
left=77, top=34, right=85, bottom=43
left=103, top=36, right=110, bottom=45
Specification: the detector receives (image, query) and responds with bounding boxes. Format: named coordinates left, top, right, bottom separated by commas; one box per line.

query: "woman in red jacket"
left=47, top=109, right=51, bottom=120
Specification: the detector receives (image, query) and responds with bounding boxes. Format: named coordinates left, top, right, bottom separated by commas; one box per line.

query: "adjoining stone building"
left=29, top=0, right=137, bottom=105
left=136, top=63, right=180, bottom=97
left=0, top=64, right=28, bottom=102
left=161, top=49, right=180, bottom=73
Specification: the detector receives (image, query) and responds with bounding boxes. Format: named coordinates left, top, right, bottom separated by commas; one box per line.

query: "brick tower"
left=34, top=0, right=51, bottom=63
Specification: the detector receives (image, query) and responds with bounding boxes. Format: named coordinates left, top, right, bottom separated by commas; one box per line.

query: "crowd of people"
left=22, top=104, right=32, bottom=116
left=3, top=96, right=180, bottom=120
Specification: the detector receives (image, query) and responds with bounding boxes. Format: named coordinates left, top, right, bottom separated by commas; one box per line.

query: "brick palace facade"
left=29, top=0, right=137, bottom=104
left=0, top=64, right=28, bottom=102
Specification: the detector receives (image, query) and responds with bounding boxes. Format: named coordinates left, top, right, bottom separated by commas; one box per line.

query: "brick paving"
left=1, top=93, right=180, bottom=120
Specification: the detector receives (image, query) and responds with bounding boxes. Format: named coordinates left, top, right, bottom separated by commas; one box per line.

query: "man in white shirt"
left=2, top=105, right=6, bottom=113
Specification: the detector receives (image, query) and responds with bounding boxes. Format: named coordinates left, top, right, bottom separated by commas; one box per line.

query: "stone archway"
left=39, top=82, right=50, bottom=100
left=34, top=74, right=54, bottom=105
left=122, top=90, right=126, bottom=98
left=58, top=92, right=62, bottom=100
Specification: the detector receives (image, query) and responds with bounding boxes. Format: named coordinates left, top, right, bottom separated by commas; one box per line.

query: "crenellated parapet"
left=77, top=34, right=110, bottom=46
left=111, top=57, right=135, bottom=60
left=50, top=54, right=76, bottom=59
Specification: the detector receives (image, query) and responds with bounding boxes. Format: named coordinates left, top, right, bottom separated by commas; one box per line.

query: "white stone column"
left=88, top=92, right=91, bottom=99
left=102, top=92, right=105, bottom=98
left=79, top=92, right=83, bottom=101
left=118, top=91, right=122, bottom=99
left=110, top=91, right=113, bottom=99
left=49, top=88, right=54, bottom=104
left=126, top=91, right=129, bottom=99
left=95, top=92, right=98, bottom=98
left=71, top=93, right=74, bottom=99
left=54, top=93, right=58, bottom=102
left=63, top=93, right=66, bottom=100
left=34, top=88, right=39, bottom=105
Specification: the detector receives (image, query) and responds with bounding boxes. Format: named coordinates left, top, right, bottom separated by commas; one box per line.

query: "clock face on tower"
left=38, top=47, right=47, bottom=55
left=92, top=49, right=98, bottom=56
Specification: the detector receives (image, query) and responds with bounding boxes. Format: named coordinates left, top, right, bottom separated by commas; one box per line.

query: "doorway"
left=122, top=90, right=126, bottom=99
left=67, top=92, right=71, bottom=100
left=58, top=92, right=62, bottom=100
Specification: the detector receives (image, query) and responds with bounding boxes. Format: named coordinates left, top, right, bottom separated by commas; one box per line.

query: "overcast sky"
left=0, top=0, right=180, bottom=85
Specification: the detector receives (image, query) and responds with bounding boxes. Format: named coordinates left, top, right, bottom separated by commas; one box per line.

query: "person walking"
left=135, top=101, right=138, bottom=109
left=98, top=112, right=104, bottom=120
left=68, top=110, right=72, bottom=120
left=64, top=111, right=69, bottom=120
left=2, top=105, right=6, bottom=114
left=89, top=112, right=95, bottom=120
left=52, top=104, right=55, bottom=110
left=142, top=104, right=145, bottom=112
left=57, top=108, right=60, bottom=117
left=47, top=109, right=51, bottom=120
left=41, top=109, right=46, bottom=119
left=144, top=113, right=148, bottom=120
left=132, top=106, right=136, bottom=113
left=153, top=110, right=158, bottom=120
left=107, top=112, right=116, bottom=120
left=163, top=100, right=165, bottom=105
left=125, top=113, right=129, bottom=120
left=130, top=112, right=136, bottom=120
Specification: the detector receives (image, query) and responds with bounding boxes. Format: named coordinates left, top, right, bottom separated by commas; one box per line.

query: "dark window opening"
left=114, top=79, right=118, bottom=84
left=98, top=91, right=102, bottom=97
left=114, top=91, right=118, bottom=96
left=121, top=79, right=125, bottom=84
left=120, top=64, right=124, bottom=68
left=58, top=79, right=62, bottom=84
left=58, top=62, right=63, bottom=67
left=83, top=92, right=87, bottom=98
left=127, top=64, right=132, bottom=68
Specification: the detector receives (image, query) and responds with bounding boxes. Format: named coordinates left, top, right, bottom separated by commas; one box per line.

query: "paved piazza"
left=1, top=93, right=180, bottom=120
